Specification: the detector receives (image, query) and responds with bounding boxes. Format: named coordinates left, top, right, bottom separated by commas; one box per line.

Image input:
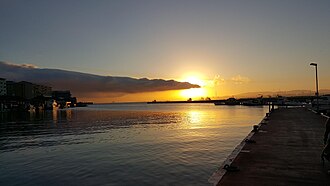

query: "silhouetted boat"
left=215, top=98, right=240, bottom=105
left=214, top=101, right=224, bottom=105
left=242, top=97, right=264, bottom=106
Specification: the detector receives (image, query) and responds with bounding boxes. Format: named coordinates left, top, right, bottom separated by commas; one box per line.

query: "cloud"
left=210, top=74, right=250, bottom=86
left=230, top=75, right=251, bottom=84
left=213, top=75, right=225, bottom=86
left=0, top=61, right=200, bottom=97
left=1, top=61, right=38, bottom=69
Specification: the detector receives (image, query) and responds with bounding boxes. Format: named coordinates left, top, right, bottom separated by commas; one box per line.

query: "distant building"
left=52, top=90, right=72, bottom=101
left=7, top=80, right=53, bottom=99
left=52, top=90, right=77, bottom=108
left=0, top=78, right=6, bottom=96
left=15, top=81, right=35, bottom=99
left=6, top=81, right=16, bottom=96
left=34, top=84, right=52, bottom=97
left=6, top=81, right=35, bottom=99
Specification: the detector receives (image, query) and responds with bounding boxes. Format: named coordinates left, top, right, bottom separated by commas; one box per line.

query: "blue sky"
left=1, top=0, right=329, bottom=99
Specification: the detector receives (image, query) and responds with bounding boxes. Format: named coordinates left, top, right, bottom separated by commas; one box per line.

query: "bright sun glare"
left=180, top=75, right=207, bottom=100
left=184, top=76, right=206, bottom=87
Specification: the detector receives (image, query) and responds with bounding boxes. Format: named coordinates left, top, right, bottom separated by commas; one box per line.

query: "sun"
left=184, top=76, right=206, bottom=87
left=179, top=75, right=208, bottom=100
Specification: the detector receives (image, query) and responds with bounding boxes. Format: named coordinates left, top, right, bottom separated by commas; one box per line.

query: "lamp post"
left=310, top=62, right=319, bottom=113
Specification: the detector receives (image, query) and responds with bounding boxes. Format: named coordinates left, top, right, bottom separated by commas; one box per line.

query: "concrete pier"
left=214, top=107, right=330, bottom=186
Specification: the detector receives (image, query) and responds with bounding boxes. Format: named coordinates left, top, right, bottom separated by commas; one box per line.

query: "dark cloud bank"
left=0, top=61, right=199, bottom=97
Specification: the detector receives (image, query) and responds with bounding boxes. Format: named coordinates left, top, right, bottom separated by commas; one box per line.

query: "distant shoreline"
left=147, top=100, right=219, bottom=104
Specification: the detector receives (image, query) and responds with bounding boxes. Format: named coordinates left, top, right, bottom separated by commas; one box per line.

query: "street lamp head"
left=310, top=62, right=317, bottom=66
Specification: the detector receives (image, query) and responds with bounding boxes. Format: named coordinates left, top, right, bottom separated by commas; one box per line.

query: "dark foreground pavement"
left=218, top=107, right=330, bottom=186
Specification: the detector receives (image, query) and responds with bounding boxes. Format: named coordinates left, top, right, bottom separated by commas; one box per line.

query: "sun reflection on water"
left=52, top=108, right=58, bottom=123
left=186, top=110, right=204, bottom=129
left=65, top=109, right=73, bottom=120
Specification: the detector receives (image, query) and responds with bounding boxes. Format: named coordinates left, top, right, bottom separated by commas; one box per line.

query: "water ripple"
left=0, top=104, right=268, bottom=185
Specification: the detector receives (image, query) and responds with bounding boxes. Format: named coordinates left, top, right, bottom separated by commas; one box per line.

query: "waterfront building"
left=0, top=78, right=6, bottom=96
left=3, top=79, right=78, bottom=110
left=6, top=81, right=16, bottom=96
left=6, top=81, right=35, bottom=99
left=16, top=81, right=35, bottom=99
left=34, top=84, right=52, bottom=96
left=52, top=90, right=72, bottom=100
left=7, top=80, right=52, bottom=99
left=52, top=90, right=77, bottom=108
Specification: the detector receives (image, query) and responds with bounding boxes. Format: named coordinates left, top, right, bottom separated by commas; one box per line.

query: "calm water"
left=0, top=103, right=268, bottom=186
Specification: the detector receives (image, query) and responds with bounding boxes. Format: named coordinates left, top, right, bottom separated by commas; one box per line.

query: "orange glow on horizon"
left=179, top=74, right=210, bottom=100
left=180, top=88, right=207, bottom=100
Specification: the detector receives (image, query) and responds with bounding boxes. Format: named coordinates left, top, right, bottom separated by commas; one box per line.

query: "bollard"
left=252, top=125, right=259, bottom=132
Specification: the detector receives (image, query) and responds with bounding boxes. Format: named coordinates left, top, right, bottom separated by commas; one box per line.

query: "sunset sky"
left=1, top=0, right=330, bottom=102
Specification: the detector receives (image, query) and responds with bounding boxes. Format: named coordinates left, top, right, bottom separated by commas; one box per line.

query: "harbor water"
left=0, top=103, right=268, bottom=185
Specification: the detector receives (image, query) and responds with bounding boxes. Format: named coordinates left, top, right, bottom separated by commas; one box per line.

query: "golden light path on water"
left=187, top=110, right=203, bottom=129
